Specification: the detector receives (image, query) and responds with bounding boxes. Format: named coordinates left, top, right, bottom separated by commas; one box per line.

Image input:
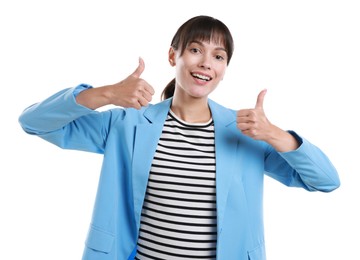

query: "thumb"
left=130, top=57, right=145, bottom=78
left=255, top=89, right=267, bottom=109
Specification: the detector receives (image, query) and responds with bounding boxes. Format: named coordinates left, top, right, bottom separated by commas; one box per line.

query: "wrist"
left=267, top=126, right=299, bottom=152
left=101, top=85, right=116, bottom=105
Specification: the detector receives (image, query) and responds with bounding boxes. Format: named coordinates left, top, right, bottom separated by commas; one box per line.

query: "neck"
left=171, top=95, right=211, bottom=123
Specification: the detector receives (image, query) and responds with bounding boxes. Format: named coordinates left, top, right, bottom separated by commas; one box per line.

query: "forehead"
left=194, top=31, right=226, bottom=44
left=187, top=33, right=227, bottom=48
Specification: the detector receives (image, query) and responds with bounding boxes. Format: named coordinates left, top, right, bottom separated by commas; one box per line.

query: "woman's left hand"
left=236, top=89, right=272, bottom=141
left=236, top=89, right=299, bottom=152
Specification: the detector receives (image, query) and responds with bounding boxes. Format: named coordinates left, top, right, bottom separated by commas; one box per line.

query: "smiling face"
left=164, top=16, right=234, bottom=102
left=169, top=39, right=228, bottom=100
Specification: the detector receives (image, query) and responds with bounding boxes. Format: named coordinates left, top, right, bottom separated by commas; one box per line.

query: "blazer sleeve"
left=18, top=84, right=113, bottom=154
left=264, top=131, right=340, bottom=192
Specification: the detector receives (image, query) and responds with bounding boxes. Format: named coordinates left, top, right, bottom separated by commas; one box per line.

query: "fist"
left=111, top=57, right=155, bottom=109
left=236, top=89, right=271, bottom=140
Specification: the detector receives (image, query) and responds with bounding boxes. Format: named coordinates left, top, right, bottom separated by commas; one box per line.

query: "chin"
left=190, top=92, right=211, bottom=99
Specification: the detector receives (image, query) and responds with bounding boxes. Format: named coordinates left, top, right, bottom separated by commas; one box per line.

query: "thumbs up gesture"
left=236, top=89, right=300, bottom=152
left=75, top=57, right=154, bottom=110
left=236, top=89, right=271, bottom=141
left=109, top=57, right=155, bottom=109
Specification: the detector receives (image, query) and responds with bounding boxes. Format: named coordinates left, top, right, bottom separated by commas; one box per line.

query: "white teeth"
left=192, top=73, right=210, bottom=81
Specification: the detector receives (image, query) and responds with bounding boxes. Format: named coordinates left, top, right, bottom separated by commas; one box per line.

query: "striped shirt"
left=135, top=110, right=217, bottom=260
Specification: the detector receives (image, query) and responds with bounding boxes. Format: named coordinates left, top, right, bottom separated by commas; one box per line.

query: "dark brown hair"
left=161, top=15, right=234, bottom=100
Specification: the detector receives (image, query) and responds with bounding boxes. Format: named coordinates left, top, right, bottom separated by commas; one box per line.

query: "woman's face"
left=169, top=39, right=228, bottom=100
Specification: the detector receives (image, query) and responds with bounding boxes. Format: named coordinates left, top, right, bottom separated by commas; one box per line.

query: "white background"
left=1, top=0, right=359, bottom=259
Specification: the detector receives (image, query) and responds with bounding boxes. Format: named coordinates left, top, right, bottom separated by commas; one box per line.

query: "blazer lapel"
left=132, top=99, right=171, bottom=230
left=209, top=100, right=239, bottom=232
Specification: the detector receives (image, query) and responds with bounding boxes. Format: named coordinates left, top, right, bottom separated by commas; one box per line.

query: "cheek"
left=174, top=58, right=185, bottom=73
left=216, top=66, right=227, bottom=80
left=175, top=65, right=186, bottom=82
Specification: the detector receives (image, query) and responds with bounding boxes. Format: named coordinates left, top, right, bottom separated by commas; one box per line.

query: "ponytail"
left=161, top=78, right=175, bottom=100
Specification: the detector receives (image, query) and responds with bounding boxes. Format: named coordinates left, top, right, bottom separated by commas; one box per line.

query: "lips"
left=191, top=73, right=212, bottom=81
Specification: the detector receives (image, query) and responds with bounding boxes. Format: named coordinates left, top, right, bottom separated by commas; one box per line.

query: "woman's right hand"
left=107, top=57, right=155, bottom=109
left=76, top=57, right=155, bottom=110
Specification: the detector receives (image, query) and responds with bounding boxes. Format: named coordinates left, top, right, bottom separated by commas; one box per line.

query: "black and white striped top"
left=135, top=110, right=217, bottom=260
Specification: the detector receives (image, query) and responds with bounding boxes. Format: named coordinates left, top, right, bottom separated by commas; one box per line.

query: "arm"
left=18, top=84, right=110, bottom=153
left=237, top=89, right=340, bottom=191
left=264, top=131, right=340, bottom=192
left=18, top=58, right=154, bottom=152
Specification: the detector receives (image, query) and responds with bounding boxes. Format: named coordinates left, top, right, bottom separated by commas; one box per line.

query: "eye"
left=190, top=47, right=201, bottom=54
left=215, top=54, right=225, bottom=61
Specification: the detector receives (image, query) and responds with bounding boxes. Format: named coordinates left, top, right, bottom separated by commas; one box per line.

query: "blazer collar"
left=208, top=99, right=236, bottom=126
left=143, top=97, right=236, bottom=126
left=143, top=98, right=172, bottom=124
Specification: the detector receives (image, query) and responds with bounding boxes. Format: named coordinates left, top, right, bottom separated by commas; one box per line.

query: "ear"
left=168, top=47, right=176, bottom=66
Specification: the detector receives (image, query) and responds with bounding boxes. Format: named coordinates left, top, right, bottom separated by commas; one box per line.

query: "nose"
left=199, top=54, right=212, bottom=70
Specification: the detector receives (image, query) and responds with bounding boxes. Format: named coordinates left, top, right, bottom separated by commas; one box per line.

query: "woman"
left=19, top=15, right=340, bottom=260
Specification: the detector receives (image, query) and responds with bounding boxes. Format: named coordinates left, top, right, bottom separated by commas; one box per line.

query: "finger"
left=255, top=89, right=267, bottom=109
left=138, top=95, right=150, bottom=107
left=142, top=89, right=153, bottom=103
left=237, top=109, right=257, bottom=122
left=144, top=83, right=155, bottom=96
left=236, top=122, right=251, bottom=131
left=130, top=57, right=145, bottom=78
left=123, top=99, right=141, bottom=110
left=237, top=109, right=251, bottom=117
left=133, top=102, right=142, bottom=110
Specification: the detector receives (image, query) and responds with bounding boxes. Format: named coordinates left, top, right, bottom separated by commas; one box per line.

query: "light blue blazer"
left=19, top=84, right=340, bottom=260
